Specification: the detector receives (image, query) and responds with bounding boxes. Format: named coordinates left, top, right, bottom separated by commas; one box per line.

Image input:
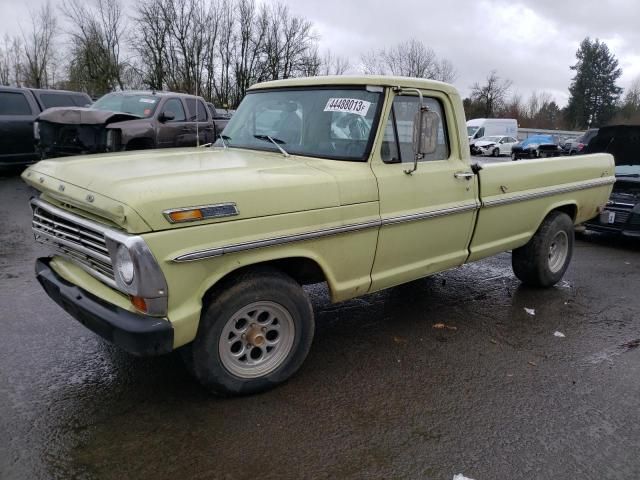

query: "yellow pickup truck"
left=23, top=76, right=615, bottom=395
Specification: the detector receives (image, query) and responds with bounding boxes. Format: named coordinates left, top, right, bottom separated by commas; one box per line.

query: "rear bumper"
left=36, top=257, right=174, bottom=356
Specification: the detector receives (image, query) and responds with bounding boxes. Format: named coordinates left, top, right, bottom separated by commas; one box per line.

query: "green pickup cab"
left=23, top=76, right=615, bottom=395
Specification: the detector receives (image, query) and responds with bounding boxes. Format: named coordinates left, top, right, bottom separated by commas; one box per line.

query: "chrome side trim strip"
left=482, top=177, right=616, bottom=208
left=381, top=203, right=478, bottom=226
left=173, top=203, right=478, bottom=263
left=174, top=219, right=382, bottom=262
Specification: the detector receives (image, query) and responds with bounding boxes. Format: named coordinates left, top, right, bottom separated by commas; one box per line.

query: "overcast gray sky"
left=1, top=0, right=638, bottom=105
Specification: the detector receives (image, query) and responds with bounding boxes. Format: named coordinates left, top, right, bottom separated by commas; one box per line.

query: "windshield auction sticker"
left=324, top=98, right=371, bottom=117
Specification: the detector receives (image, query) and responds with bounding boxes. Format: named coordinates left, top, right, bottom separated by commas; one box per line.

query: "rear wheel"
left=185, top=268, right=315, bottom=396
left=512, top=211, right=574, bottom=287
left=511, top=153, right=517, bottom=161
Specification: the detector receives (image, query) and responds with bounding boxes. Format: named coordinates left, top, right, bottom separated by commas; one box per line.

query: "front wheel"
left=186, top=268, right=315, bottom=396
left=492, top=148, right=500, bottom=157
left=512, top=211, right=574, bottom=287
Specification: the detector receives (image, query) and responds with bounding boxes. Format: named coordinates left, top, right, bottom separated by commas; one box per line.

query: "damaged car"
left=470, top=135, right=518, bottom=157
left=35, top=91, right=215, bottom=158
left=584, top=125, right=640, bottom=236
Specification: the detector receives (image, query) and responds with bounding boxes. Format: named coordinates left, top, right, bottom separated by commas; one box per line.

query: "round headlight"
left=115, top=245, right=135, bottom=285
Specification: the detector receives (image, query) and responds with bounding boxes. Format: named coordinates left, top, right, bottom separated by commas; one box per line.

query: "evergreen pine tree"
left=566, top=38, right=622, bottom=128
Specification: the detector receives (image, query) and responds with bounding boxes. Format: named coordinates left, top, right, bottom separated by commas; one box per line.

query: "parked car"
left=0, top=87, right=92, bottom=168
left=35, top=91, right=215, bottom=158
left=471, top=135, right=519, bottom=157
left=562, top=128, right=599, bottom=155
left=511, top=134, right=562, bottom=160
left=584, top=125, right=640, bottom=236
left=23, top=75, right=614, bottom=395
left=206, top=102, right=233, bottom=137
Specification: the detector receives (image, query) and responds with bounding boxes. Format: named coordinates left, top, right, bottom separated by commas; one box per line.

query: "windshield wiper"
left=199, top=134, right=231, bottom=149
left=219, top=134, right=231, bottom=149
left=254, top=135, right=290, bottom=157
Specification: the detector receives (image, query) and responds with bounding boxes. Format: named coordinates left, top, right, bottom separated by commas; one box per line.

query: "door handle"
left=454, top=172, right=474, bottom=180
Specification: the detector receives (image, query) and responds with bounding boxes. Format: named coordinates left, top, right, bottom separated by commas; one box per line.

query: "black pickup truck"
left=584, top=125, right=640, bottom=237
left=0, top=87, right=91, bottom=169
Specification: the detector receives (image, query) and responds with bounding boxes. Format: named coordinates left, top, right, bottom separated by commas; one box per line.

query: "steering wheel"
left=346, top=115, right=369, bottom=140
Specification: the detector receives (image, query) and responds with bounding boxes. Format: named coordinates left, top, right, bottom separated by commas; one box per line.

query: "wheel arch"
left=199, top=255, right=331, bottom=308
left=543, top=202, right=578, bottom=223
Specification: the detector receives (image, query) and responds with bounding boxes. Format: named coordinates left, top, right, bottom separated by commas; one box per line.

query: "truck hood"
left=37, top=107, right=141, bottom=125
left=22, top=148, right=345, bottom=233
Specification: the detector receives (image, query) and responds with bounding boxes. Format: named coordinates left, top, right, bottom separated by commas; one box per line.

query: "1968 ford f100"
left=22, top=76, right=615, bottom=395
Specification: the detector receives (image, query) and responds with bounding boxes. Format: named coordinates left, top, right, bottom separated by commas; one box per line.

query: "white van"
left=467, top=118, right=518, bottom=142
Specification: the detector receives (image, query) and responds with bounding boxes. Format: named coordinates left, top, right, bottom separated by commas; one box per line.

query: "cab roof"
left=249, top=75, right=459, bottom=95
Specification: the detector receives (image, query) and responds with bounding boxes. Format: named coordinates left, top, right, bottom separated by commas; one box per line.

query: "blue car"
left=511, top=134, right=562, bottom=160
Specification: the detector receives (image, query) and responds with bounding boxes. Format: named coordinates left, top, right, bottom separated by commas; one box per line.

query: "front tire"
left=492, top=148, right=500, bottom=157
left=512, top=211, right=574, bottom=287
left=187, top=268, right=315, bottom=396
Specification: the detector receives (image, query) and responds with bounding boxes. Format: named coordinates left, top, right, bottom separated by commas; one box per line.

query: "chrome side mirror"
left=413, top=108, right=439, bottom=156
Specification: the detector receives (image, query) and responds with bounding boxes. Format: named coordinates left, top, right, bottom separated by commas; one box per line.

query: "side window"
left=184, top=98, right=209, bottom=121
left=382, top=95, right=449, bottom=163
left=162, top=98, right=186, bottom=122
left=0, top=92, right=33, bottom=115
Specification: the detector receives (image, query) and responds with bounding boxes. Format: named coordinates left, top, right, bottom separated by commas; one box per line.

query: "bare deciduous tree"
left=470, top=70, right=513, bottom=117
left=63, top=0, right=127, bottom=96
left=360, top=39, right=456, bottom=82
left=21, top=2, right=57, bottom=88
left=321, top=49, right=350, bottom=76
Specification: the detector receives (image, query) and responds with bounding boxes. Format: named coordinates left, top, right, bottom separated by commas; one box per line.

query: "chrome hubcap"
left=548, top=231, right=569, bottom=273
left=219, top=301, right=295, bottom=379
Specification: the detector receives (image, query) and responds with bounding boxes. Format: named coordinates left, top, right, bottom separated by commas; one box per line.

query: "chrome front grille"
left=32, top=202, right=115, bottom=282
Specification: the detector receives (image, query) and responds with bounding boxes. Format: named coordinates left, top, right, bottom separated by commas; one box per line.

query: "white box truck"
left=467, top=118, right=518, bottom=142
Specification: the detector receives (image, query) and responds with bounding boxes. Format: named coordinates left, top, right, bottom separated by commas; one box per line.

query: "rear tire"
left=512, top=211, right=574, bottom=287
left=511, top=153, right=517, bottom=161
left=186, top=268, right=315, bottom=396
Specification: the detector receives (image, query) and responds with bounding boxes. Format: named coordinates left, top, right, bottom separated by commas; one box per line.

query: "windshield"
left=467, top=126, right=479, bottom=137
left=218, top=88, right=382, bottom=161
left=92, top=93, right=159, bottom=118
left=616, top=165, right=640, bottom=175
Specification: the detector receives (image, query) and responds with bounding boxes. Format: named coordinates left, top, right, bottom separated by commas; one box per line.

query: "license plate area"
left=600, top=210, right=616, bottom=224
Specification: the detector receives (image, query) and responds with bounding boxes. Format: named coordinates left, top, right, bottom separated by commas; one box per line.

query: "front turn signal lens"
left=131, top=296, right=148, bottom=313
left=167, top=209, right=204, bottom=223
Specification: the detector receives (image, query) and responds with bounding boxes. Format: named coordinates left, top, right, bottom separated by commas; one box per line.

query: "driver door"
left=156, top=97, right=188, bottom=148
left=370, top=91, right=479, bottom=291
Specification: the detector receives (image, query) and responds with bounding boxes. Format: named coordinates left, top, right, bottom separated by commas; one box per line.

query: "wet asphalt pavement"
left=1, top=168, right=640, bottom=480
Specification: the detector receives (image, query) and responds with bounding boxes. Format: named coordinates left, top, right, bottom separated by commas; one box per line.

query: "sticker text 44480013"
left=324, top=98, right=372, bottom=117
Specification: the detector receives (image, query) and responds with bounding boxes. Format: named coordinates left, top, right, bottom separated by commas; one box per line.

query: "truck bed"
left=469, top=154, right=615, bottom=261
